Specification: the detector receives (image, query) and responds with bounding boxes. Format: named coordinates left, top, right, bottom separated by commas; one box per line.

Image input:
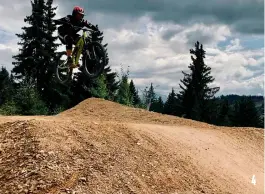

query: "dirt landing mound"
left=0, top=98, right=263, bottom=194
left=59, top=98, right=211, bottom=127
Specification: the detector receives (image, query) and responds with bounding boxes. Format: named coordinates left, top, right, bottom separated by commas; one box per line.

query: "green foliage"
left=177, top=41, right=220, bottom=121
left=41, top=0, right=64, bottom=112
left=51, top=106, right=67, bottom=115
left=140, top=87, right=149, bottom=109
left=150, top=96, right=164, bottom=113
left=104, top=66, right=119, bottom=101
left=216, top=98, right=232, bottom=126
left=0, top=79, right=48, bottom=115
left=231, top=96, right=262, bottom=128
left=90, top=74, right=108, bottom=99
left=0, top=66, right=14, bottom=105
left=116, top=73, right=132, bottom=106
left=10, top=0, right=63, bottom=114
left=212, top=95, right=264, bottom=127
left=14, top=80, right=48, bottom=115
left=219, top=94, right=264, bottom=105
left=0, top=101, right=20, bottom=115
left=129, top=80, right=141, bottom=106
left=90, top=25, right=119, bottom=100
left=164, top=88, right=180, bottom=116
left=144, top=83, right=163, bottom=112
left=147, top=83, right=156, bottom=103
left=12, top=0, right=47, bottom=82
left=140, top=83, right=158, bottom=110
left=258, top=103, right=264, bottom=127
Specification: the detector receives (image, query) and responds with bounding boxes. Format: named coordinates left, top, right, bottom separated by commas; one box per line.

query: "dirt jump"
left=0, top=98, right=263, bottom=194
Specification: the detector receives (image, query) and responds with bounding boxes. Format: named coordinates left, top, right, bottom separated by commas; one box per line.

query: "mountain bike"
left=54, top=24, right=106, bottom=84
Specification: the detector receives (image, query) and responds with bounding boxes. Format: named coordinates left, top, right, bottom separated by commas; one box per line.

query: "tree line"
left=0, top=0, right=263, bottom=129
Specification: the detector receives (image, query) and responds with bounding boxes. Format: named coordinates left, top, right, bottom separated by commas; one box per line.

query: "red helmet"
left=72, top=6, right=85, bottom=16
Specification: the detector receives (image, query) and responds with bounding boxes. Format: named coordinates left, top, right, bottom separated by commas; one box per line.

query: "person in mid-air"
left=54, top=6, right=98, bottom=68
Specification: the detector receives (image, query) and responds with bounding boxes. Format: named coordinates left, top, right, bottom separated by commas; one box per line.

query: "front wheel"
left=82, top=41, right=106, bottom=79
left=54, top=51, right=73, bottom=85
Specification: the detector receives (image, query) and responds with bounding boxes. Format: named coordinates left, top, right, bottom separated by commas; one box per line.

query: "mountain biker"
left=53, top=6, right=98, bottom=68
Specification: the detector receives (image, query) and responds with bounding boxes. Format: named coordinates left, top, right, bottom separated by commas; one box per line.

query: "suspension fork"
left=85, top=43, right=97, bottom=60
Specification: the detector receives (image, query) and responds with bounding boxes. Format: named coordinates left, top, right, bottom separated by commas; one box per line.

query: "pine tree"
left=147, top=83, right=156, bottom=103
left=12, top=0, right=47, bottom=86
left=231, top=96, right=262, bottom=128
left=177, top=41, right=220, bottom=121
left=157, top=96, right=164, bottom=112
left=258, top=103, right=264, bottom=127
left=164, top=88, right=180, bottom=116
left=90, top=74, right=108, bottom=99
left=150, top=96, right=164, bottom=113
left=11, top=0, right=72, bottom=114
left=146, top=83, right=156, bottom=110
left=100, top=40, right=119, bottom=100
left=115, top=74, right=132, bottom=106
left=42, top=0, right=69, bottom=113
left=0, top=66, right=14, bottom=105
left=43, top=0, right=59, bottom=74
left=104, top=65, right=119, bottom=101
left=129, top=80, right=141, bottom=106
left=140, top=86, right=149, bottom=109
left=13, top=78, right=48, bottom=115
left=217, top=98, right=231, bottom=126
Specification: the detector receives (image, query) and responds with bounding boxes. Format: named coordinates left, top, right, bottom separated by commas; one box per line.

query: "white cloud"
left=225, top=38, right=244, bottom=52
left=103, top=16, right=263, bottom=97
left=217, top=74, right=264, bottom=95
left=0, top=1, right=263, bottom=97
left=0, top=1, right=31, bottom=33
left=0, top=38, right=20, bottom=71
left=185, top=23, right=231, bottom=47
left=0, top=45, right=14, bottom=71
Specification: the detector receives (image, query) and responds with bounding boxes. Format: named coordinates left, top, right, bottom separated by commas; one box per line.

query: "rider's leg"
left=58, top=28, right=73, bottom=65
left=64, top=35, right=74, bottom=65
left=65, top=34, right=80, bottom=56
left=72, top=34, right=81, bottom=67
left=65, top=35, right=73, bottom=55
left=65, top=33, right=81, bottom=68
left=73, top=34, right=81, bottom=45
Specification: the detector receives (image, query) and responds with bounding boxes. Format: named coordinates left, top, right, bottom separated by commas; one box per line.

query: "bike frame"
left=72, top=30, right=87, bottom=66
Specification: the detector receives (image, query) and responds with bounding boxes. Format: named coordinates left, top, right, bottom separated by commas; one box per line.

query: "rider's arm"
left=53, top=16, right=71, bottom=25
left=83, top=20, right=98, bottom=31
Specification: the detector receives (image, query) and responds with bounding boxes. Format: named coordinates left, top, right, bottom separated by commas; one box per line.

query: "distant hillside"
left=218, top=94, right=264, bottom=105
left=218, top=94, right=264, bottom=119
left=160, top=94, right=263, bottom=105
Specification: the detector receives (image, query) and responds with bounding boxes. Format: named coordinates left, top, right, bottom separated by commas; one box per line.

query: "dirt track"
left=0, top=98, right=264, bottom=194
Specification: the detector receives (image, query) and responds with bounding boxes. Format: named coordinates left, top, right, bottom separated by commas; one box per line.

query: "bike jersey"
left=54, top=15, right=95, bottom=34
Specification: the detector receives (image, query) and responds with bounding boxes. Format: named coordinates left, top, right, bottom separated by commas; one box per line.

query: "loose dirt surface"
left=0, top=98, right=263, bottom=194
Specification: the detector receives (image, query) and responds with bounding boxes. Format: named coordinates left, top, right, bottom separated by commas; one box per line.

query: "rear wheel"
left=82, top=41, right=106, bottom=79
left=54, top=52, right=72, bottom=85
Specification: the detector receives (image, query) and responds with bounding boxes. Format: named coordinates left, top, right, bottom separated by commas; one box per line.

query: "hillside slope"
left=0, top=98, right=263, bottom=194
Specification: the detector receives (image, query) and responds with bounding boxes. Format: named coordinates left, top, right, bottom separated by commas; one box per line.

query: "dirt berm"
left=0, top=98, right=263, bottom=194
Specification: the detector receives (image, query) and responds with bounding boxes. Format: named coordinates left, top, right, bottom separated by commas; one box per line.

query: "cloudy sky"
left=0, top=0, right=264, bottom=99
